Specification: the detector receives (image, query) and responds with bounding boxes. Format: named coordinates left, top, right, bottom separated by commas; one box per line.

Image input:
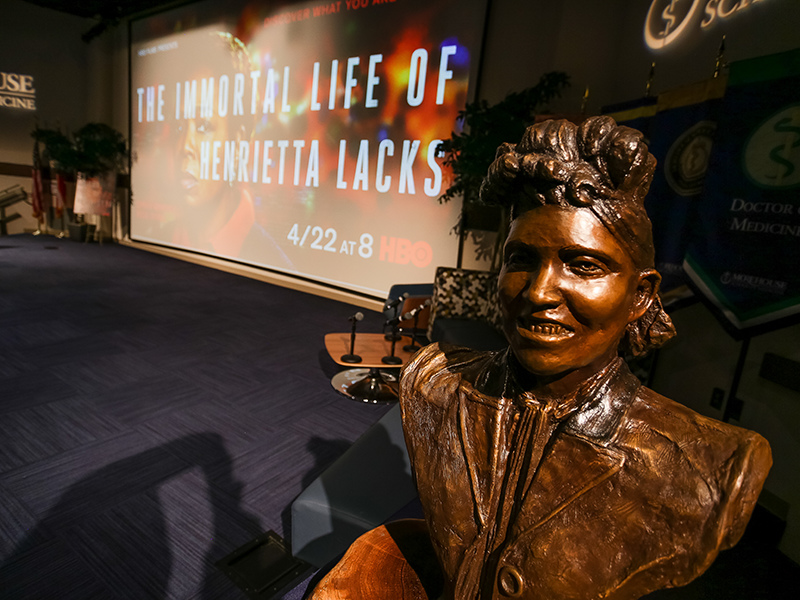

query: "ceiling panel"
left=20, top=0, right=186, bottom=20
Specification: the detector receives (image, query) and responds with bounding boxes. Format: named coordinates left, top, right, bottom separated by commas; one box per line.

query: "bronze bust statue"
left=311, top=117, right=772, bottom=600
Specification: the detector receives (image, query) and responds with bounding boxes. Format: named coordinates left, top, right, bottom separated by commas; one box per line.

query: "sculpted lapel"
left=457, top=379, right=628, bottom=535
left=514, top=433, right=625, bottom=535
left=458, top=383, right=511, bottom=529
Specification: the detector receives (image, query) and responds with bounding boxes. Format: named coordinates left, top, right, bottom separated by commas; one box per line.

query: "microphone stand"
left=340, top=313, right=363, bottom=363
left=384, top=293, right=407, bottom=341
left=403, top=309, right=422, bottom=353
left=382, top=318, right=403, bottom=365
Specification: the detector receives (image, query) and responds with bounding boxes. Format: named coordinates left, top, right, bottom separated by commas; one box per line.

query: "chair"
left=382, top=283, right=433, bottom=338
left=427, top=266, right=507, bottom=351
left=290, top=404, right=417, bottom=568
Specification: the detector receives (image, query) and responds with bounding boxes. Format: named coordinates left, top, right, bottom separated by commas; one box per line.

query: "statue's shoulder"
left=623, top=386, right=771, bottom=546
left=627, top=386, right=770, bottom=456
left=400, top=342, right=498, bottom=409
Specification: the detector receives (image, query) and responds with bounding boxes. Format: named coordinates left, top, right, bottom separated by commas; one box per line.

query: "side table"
left=324, top=333, right=424, bottom=403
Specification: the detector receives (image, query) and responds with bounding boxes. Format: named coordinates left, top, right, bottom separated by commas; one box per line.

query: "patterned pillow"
left=428, top=267, right=503, bottom=340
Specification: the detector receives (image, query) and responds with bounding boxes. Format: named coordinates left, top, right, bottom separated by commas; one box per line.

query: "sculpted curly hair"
left=480, top=116, right=676, bottom=357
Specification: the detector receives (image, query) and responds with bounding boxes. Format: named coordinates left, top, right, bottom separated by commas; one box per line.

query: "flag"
left=51, top=173, right=66, bottom=219
left=645, top=77, right=726, bottom=294
left=683, top=48, right=800, bottom=336
left=31, top=140, right=45, bottom=222
left=602, top=96, right=658, bottom=142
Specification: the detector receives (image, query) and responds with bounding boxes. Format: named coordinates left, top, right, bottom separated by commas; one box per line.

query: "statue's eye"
left=568, top=257, right=607, bottom=277
left=504, top=248, right=535, bottom=269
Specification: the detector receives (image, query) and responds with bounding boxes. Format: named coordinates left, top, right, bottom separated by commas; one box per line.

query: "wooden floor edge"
left=118, top=238, right=385, bottom=313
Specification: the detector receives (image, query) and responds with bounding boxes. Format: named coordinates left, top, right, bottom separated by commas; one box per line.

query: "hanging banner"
left=602, top=96, right=657, bottom=141
left=683, top=48, right=800, bottom=335
left=645, top=77, right=726, bottom=294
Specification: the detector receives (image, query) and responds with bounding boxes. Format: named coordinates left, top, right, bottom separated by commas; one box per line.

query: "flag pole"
left=645, top=62, right=656, bottom=97
left=713, top=36, right=726, bottom=78
left=31, top=139, right=45, bottom=235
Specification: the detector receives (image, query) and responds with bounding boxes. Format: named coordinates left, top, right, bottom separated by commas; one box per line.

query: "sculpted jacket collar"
left=468, top=347, right=641, bottom=441
left=449, top=348, right=642, bottom=599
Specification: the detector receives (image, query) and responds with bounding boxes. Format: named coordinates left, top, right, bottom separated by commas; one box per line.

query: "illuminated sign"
left=644, top=0, right=768, bottom=51
left=0, top=71, right=36, bottom=110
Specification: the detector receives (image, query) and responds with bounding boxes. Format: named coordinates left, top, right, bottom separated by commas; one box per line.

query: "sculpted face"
left=498, top=204, right=657, bottom=384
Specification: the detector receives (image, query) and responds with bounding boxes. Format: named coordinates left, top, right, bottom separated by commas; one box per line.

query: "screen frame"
left=126, top=0, right=492, bottom=302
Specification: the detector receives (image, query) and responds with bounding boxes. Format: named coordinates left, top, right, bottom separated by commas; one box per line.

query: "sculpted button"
left=497, top=565, right=524, bottom=597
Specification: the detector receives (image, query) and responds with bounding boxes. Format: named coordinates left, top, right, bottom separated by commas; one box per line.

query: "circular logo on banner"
left=743, top=104, right=800, bottom=189
left=644, top=0, right=703, bottom=50
left=665, top=120, right=716, bottom=196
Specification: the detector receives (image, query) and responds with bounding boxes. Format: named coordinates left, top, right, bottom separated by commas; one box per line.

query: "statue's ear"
left=629, top=269, right=660, bottom=324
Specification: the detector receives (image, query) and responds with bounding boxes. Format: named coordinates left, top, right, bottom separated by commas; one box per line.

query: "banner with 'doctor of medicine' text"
left=684, top=48, right=800, bottom=336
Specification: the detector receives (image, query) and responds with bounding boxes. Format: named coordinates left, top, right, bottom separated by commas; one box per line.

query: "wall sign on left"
left=0, top=72, right=36, bottom=110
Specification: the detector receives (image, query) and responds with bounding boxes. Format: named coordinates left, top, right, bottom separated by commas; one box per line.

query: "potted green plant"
left=31, top=127, right=73, bottom=171
left=438, top=72, right=571, bottom=268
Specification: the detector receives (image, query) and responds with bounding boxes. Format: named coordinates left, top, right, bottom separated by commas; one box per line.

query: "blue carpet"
left=0, top=234, right=391, bottom=599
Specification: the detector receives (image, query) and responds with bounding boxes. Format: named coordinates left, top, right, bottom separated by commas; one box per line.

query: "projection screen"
left=130, top=0, right=488, bottom=298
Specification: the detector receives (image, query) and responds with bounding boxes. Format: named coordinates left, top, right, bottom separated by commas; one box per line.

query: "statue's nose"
left=524, top=262, right=562, bottom=307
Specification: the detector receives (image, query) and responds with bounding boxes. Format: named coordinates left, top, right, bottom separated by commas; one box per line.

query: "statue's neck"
left=506, top=350, right=620, bottom=403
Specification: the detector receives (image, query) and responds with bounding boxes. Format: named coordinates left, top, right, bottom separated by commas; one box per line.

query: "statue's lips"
left=515, top=318, right=574, bottom=342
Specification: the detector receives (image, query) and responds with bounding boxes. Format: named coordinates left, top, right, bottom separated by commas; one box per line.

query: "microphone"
left=341, top=311, right=364, bottom=364
left=403, top=298, right=431, bottom=353
left=384, top=292, right=409, bottom=310
left=403, top=298, right=432, bottom=320
left=384, top=316, right=402, bottom=328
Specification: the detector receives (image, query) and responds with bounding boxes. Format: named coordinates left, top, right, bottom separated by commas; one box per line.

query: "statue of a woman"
left=311, top=116, right=772, bottom=600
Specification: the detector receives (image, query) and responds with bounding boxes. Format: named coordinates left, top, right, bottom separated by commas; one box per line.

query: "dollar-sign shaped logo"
left=767, top=117, right=800, bottom=181
left=660, top=0, right=679, bottom=36
left=644, top=0, right=703, bottom=50
left=744, top=105, right=800, bottom=189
